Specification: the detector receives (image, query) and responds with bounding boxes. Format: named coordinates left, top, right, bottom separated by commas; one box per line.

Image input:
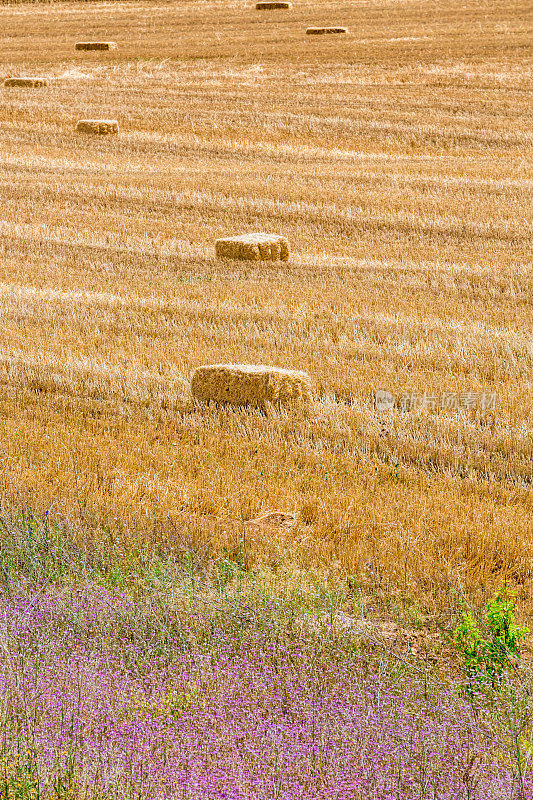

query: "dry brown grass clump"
left=306, top=27, right=347, bottom=35
left=75, top=42, right=117, bottom=51
left=75, top=119, right=119, bottom=135
left=215, top=233, right=289, bottom=261
left=191, top=364, right=312, bottom=406
left=3, top=77, right=48, bottom=88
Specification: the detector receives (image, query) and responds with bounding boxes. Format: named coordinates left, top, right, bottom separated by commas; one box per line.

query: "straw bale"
left=75, top=119, right=119, bottom=135
left=256, top=2, right=291, bottom=8
left=191, top=364, right=312, bottom=406
left=306, top=27, right=348, bottom=34
left=3, top=78, right=48, bottom=88
left=75, top=41, right=117, bottom=51
left=215, top=232, right=289, bottom=261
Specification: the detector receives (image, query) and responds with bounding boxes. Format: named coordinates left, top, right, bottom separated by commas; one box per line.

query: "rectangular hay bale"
left=191, top=364, right=312, bottom=406
left=75, top=41, right=117, bottom=51
left=306, top=27, right=348, bottom=34
left=75, top=119, right=119, bottom=135
left=215, top=232, right=289, bottom=261
left=3, top=78, right=48, bottom=88
left=256, top=2, right=292, bottom=8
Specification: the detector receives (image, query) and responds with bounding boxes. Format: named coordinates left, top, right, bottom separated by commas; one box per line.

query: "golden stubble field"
left=0, top=0, right=531, bottom=612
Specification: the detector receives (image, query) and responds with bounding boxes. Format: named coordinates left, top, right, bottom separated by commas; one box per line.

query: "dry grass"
left=0, top=0, right=531, bottom=616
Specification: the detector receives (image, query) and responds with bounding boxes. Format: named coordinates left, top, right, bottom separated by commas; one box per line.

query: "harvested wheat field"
left=1, top=1, right=533, bottom=796
left=0, top=0, right=531, bottom=617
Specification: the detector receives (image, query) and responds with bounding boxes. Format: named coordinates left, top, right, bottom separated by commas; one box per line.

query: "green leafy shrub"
left=454, top=585, right=529, bottom=690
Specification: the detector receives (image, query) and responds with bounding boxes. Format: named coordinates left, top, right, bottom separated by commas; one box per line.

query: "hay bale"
left=215, top=232, right=289, bottom=261
left=256, top=2, right=291, bottom=8
left=191, top=364, right=312, bottom=406
left=75, top=41, right=117, bottom=51
left=306, top=27, right=348, bottom=34
left=75, top=119, right=119, bottom=135
left=3, top=77, right=48, bottom=88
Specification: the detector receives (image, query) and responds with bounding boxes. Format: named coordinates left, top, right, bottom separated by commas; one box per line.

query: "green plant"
left=216, top=542, right=247, bottom=590
left=0, top=750, right=40, bottom=800
left=402, top=598, right=425, bottom=630
left=454, top=585, right=529, bottom=690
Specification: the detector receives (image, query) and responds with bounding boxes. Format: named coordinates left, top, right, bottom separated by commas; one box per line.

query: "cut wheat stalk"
left=191, top=364, right=312, bottom=407
left=215, top=232, right=289, bottom=261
